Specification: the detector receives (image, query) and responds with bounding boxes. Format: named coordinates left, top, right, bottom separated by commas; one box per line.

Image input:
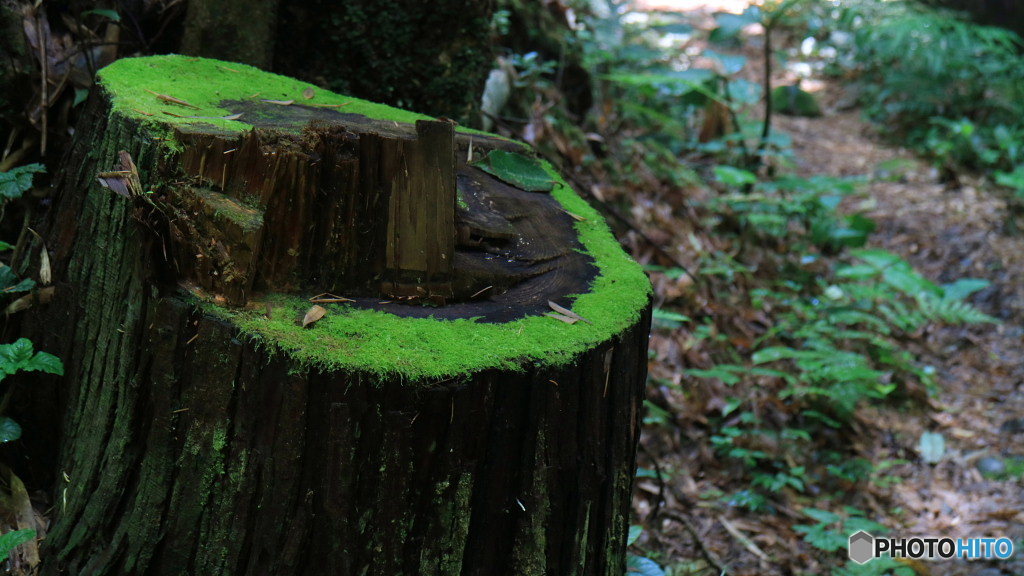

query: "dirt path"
left=777, top=103, right=1024, bottom=576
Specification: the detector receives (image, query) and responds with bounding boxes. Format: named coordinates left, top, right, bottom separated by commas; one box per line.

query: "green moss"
left=97, top=55, right=651, bottom=380
left=204, top=163, right=650, bottom=379
left=97, top=54, right=491, bottom=138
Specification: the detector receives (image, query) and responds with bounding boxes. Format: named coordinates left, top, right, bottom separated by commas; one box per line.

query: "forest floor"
left=631, top=2, right=1024, bottom=575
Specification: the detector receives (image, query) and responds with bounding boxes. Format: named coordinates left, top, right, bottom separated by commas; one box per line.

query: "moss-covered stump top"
left=93, top=55, right=651, bottom=379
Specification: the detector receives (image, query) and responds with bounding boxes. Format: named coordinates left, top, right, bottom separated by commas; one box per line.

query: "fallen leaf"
left=9, top=471, right=39, bottom=567
left=309, top=101, right=352, bottom=108
left=4, top=294, right=33, bottom=314
left=39, top=246, right=50, bottom=285
left=37, top=286, right=54, bottom=304
left=918, top=431, right=946, bottom=464
left=302, top=87, right=315, bottom=99
left=544, top=312, right=578, bottom=324
left=144, top=89, right=201, bottom=109
left=548, top=300, right=592, bottom=324
left=302, top=304, right=327, bottom=327
left=262, top=99, right=294, bottom=106
left=475, top=149, right=556, bottom=192
left=181, top=113, right=243, bottom=121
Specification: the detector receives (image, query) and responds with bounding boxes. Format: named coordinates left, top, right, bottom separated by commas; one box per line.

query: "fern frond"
left=917, top=294, right=998, bottom=324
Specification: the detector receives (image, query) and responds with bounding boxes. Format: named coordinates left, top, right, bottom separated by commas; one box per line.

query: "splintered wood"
left=164, top=100, right=597, bottom=316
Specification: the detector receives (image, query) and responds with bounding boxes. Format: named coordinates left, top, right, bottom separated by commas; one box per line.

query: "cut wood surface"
left=26, top=55, right=652, bottom=576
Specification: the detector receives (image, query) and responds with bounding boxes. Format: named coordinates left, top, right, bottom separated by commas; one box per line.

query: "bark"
left=272, top=0, right=495, bottom=125
left=26, top=57, right=652, bottom=575
left=181, top=0, right=279, bottom=68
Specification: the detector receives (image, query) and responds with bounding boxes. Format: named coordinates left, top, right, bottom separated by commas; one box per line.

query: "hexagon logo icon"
left=848, top=531, right=875, bottom=565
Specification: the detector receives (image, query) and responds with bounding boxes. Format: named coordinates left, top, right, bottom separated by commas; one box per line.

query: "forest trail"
left=629, top=2, right=1024, bottom=573
left=777, top=95, right=1024, bottom=575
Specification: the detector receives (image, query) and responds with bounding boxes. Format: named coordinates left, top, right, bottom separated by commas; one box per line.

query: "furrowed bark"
left=25, top=56, right=652, bottom=576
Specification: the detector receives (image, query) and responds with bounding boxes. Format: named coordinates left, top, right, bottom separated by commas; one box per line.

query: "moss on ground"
left=98, top=55, right=651, bottom=380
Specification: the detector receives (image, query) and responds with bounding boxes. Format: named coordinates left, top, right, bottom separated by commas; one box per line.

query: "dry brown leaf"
left=144, top=88, right=201, bottom=109
left=4, top=294, right=33, bottom=314
left=262, top=99, right=295, bottom=106
left=39, top=245, right=50, bottom=285
left=181, top=113, right=243, bottom=121
left=302, top=87, right=315, bottom=99
left=309, top=101, right=352, bottom=108
left=302, top=304, right=327, bottom=327
left=37, top=286, right=54, bottom=304
left=548, top=300, right=592, bottom=324
left=718, top=516, right=770, bottom=562
left=9, top=471, right=39, bottom=567
left=544, top=312, right=578, bottom=324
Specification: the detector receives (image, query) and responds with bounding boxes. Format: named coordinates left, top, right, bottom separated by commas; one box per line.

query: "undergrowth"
left=487, top=2, right=1000, bottom=574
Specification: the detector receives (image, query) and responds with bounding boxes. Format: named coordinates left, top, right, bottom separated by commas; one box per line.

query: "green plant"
left=828, top=0, right=1024, bottom=172
left=691, top=168, right=993, bottom=506
left=0, top=528, right=35, bottom=563
left=0, top=163, right=44, bottom=302
left=0, top=338, right=64, bottom=443
left=796, top=507, right=914, bottom=576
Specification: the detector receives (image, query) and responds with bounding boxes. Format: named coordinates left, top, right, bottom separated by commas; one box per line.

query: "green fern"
left=917, top=294, right=998, bottom=324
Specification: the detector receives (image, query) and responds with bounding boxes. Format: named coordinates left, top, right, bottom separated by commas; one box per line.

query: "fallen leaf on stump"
left=548, top=300, right=592, bottom=324
left=302, top=305, right=327, bottom=327
left=545, top=312, right=578, bottom=324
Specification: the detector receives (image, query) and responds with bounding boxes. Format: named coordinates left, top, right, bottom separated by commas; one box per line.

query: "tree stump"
left=30, top=56, right=652, bottom=576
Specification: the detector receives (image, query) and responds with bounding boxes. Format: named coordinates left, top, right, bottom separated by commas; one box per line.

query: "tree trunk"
left=272, top=0, right=495, bottom=125
left=181, top=0, right=279, bottom=68
left=27, top=55, right=652, bottom=575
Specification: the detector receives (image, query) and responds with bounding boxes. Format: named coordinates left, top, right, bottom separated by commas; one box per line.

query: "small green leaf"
left=626, top=554, right=666, bottom=576
left=0, top=164, right=45, bottom=200
left=25, top=351, right=64, bottom=375
left=628, top=525, right=643, bottom=546
left=0, top=241, right=13, bottom=251
left=941, top=278, right=990, bottom=301
left=801, top=507, right=841, bottom=524
left=73, top=88, right=90, bottom=107
left=714, top=165, right=758, bottom=187
left=82, top=8, right=121, bottom=21
left=474, top=150, right=554, bottom=192
left=652, top=308, right=690, bottom=329
left=635, top=467, right=658, bottom=479
left=0, top=529, right=35, bottom=563
left=0, top=417, right=22, bottom=443
left=0, top=338, right=64, bottom=377
left=918, top=431, right=945, bottom=464
left=751, top=346, right=804, bottom=364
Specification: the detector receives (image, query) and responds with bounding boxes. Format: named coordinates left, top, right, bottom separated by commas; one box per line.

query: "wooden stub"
left=383, top=120, right=456, bottom=301
left=175, top=120, right=459, bottom=305
left=165, top=106, right=594, bottom=314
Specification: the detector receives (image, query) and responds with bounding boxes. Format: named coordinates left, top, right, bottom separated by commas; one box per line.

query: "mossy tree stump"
left=29, top=56, right=651, bottom=576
